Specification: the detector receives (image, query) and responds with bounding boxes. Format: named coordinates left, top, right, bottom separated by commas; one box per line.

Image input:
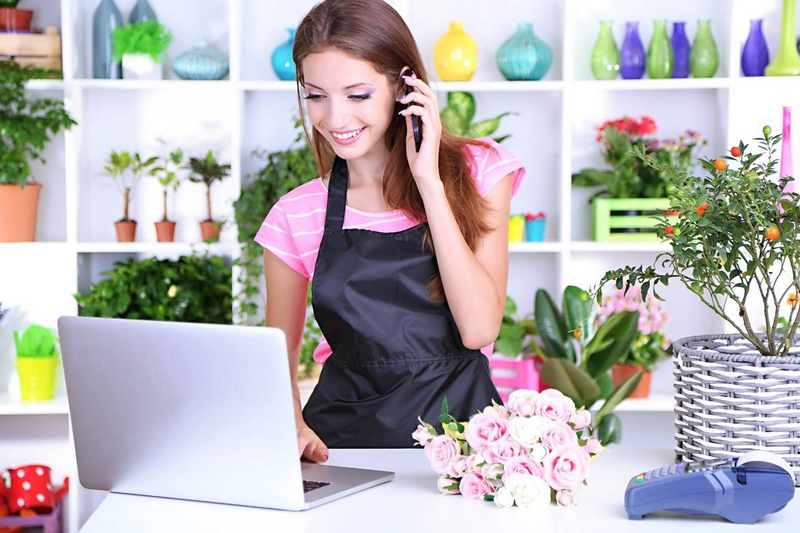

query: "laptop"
left=57, top=316, right=394, bottom=511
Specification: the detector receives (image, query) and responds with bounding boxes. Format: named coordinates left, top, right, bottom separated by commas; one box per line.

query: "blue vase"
left=271, top=28, right=296, bottom=81
left=742, top=19, right=770, bottom=76
left=129, top=0, right=156, bottom=24
left=671, top=21, right=691, bottom=78
left=620, top=22, right=645, bottom=79
left=172, top=40, right=229, bottom=80
left=92, top=0, right=123, bottom=79
left=496, top=23, right=552, bottom=81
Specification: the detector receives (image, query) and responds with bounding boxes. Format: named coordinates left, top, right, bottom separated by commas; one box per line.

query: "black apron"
left=302, top=155, right=502, bottom=448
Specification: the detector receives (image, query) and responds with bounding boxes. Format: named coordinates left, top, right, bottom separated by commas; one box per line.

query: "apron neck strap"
left=325, top=155, right=348, bottom=232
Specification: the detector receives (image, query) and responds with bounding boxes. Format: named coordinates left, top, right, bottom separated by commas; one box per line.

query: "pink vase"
left=781, top=106, right=794, bottom=193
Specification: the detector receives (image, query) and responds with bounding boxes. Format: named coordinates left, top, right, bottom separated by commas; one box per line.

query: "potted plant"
left=187, top=150, right=231, bottom=243
left=595, top=285, right=672, bottom=398
left=101, top=150, right=158, bottom=242
left=592, top=126, right=800, bottom=478
left=0, top=59, right=76, bottom=242
left=529, top=286, right=642, bottom=445
left=13, top=324, right=59, bottom=402
left=151, top=138, right=184, bottom=242
left=572, top=116, right=705, bottom=242
left=439, top=91, right=516, bottom=142
left=111, top=19, right=173, bottom=80
left=0, top=0, right=33, bottom=32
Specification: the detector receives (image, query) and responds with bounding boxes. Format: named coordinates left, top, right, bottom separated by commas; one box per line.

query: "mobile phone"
left=402, top=68, right=422, bottom=152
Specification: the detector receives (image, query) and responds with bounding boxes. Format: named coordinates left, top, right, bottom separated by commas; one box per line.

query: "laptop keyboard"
left=303, top=480, right=331, bottom=493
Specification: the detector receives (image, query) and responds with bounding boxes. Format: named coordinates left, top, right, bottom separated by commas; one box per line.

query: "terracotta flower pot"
left=114, top=220, right=137, bottom=242
left=0, top=183, right=41, bottom=242
left=0, top=7, right=33, bottom=32
left=611, top=363, right=652, bottom=398
left=200, top=220, right=221, bottom=242
left=154, top=220, right=176, bottom=242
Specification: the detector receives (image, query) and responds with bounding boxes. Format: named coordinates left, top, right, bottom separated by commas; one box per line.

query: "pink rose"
left=412, top=424, right=434, bottom=446
left=481, top=462, right=504, bottom=482
left=556, top=489, right=576, bottom=506
left=465, top=453, right=486, bottom=474
left=569, top=409, right=591, bottom=431
left=425, top=435, right=460, bottom=474
left=583, top=438, right=602, bottom=455
left=541, top=421, right=579, bottom=451
left=482, top=404, right=511, bottom=419
left=446, top=455, right=469, bottom=478
left=501, top=455, right=544, bottom=485
left=507, top=389, right=539, bottom=417
left=459, top=473, right=494, bottom=500
left=465, top=412, right=510, bottom=453
left=483, top=436, right=525, bottom=464
left=543, top=445, right=590, bottom=490
left=437, top=476, right=460, bottom=495
left=535, top=389, right=576, bottom=423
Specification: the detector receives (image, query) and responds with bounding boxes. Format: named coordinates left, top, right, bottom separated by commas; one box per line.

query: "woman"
left=255, top=0, right=526, bottom=462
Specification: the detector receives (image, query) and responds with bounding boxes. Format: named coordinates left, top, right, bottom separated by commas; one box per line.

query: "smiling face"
left=301, top=49, right=402, bottom=159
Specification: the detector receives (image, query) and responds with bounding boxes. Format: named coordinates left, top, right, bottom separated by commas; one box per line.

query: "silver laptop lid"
left=58, top=316, right=305, bottom=511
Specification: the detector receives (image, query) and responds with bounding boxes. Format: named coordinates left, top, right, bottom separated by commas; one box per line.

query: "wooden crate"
left=0, top=25, right=62, bottom=74
left=591, top=197, right=677, bottom=242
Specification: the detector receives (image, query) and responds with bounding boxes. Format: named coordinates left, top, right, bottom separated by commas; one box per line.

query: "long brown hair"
left=293, top=0, right=500, bottom=302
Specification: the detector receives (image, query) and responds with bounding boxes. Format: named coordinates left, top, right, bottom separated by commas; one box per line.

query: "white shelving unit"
left=3, top=0, right=800, bottom=529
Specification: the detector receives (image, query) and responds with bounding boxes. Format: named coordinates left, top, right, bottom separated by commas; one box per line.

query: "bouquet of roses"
left=412, top=389, right=601, bottom=508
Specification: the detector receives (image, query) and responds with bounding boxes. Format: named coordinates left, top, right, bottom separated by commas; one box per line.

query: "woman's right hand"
left=298, top=423, right=329, bottom=463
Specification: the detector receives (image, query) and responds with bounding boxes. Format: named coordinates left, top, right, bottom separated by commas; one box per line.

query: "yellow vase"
left=434, top=21, right=478, bottom=81
left=508, top=215, right=525, bottom=243
left=16, top=356, right=58, bottom=401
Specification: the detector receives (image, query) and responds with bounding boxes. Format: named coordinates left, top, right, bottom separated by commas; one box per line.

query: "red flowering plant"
left=572, top=115, right=707, bottom=200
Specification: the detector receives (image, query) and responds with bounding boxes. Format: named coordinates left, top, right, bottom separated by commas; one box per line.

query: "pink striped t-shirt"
left=255, top=137, right=526, bottom=363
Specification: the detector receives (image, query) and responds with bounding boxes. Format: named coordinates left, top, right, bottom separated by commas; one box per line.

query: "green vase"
left=689, top=20, right=718, bottom=78
left=591, top=21, right=620, bottom=80
left=765, top=0, right=800, bottom=75
left=646, top=19, right=673, bottom=79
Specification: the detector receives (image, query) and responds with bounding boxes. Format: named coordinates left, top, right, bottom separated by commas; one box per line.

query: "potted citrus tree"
left=592, top=126, right=800, bottom=481
left=0, top=59, right=76, bottom=242
left=111, top=19, right=173, bottom=80
left=101, top=150, right=158, bottom=242
left=13, top=324, right=59, bottom=402
left=187, top=150, right=230, bottom=243
left=151, top=138, right=184, bottom=242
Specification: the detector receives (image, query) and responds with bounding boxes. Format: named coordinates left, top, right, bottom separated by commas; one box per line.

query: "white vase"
left=122, top=53, right=163, bottom=80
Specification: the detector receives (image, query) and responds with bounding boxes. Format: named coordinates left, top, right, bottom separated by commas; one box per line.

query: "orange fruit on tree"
left=714, top=159, right=727, bottom=171
left=573, top=330, right=582, bottom=339
left=730, top=146, right=742, bottom=157
left=766, top=226, right=780, bottom=240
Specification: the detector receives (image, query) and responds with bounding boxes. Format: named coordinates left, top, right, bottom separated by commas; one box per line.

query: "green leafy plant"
left=593, top=126, right=800, bottom=357
left=111, top=20, right=173, bottom=63
left=101, top=150, right=158, bottom=222
left=187, top=150, right=231, bottom=223
left=531, top=286, right=642, bottom=445
left=0, top=59, right=75, bottom=187
left=439, top=92, right=515, bottom=143
left=14, top=325, right=58, bottom=358
left=74, top=253, right=232, bottom=324
left=572, top=116, right=706, bottom=200
left=151, top=138, right=184, bottom=221
left=0, top=1, right=21, bottom=8
left=493, top=296, right=537, bottom=357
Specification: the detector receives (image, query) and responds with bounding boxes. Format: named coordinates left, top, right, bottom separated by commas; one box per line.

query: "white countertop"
left=81, top=448, right=798, bottom=532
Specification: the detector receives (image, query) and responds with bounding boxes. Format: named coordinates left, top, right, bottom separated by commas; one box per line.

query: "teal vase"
left=591, top=21, right=620, bottom=80
left=690, top=20, right=718, bottom=78
left=172, top=40, right=229, bottom=80
left=271, top=28, right=296, bottom=81
left=646, top=19, right=674, bottom=79
left=129, top=0, right=156, bottom=24
left=496, top=23, right=552, bottom=81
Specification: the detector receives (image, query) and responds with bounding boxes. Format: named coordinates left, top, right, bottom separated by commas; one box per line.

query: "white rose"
left=509, top=416, right=547, bottom=447
left=529, top=442, right=548, bottom=462
left=505, top=473, right=551, bottom=509
left=494, top=486, right=515, bottom=509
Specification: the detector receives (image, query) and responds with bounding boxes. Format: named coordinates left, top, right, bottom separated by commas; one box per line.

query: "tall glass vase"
left=92, top=0, right=123, bottom=79
left=591, top=21, right=620, bottom=80
left=620, top=22, right=645, bottom=79
left=670, top=22, right=691, bottom=78
left=741, top=19, right=770, bottom=76
left=766, top=0, right=800, bottom=75
left=129, top=0, right=157, bottom=24
left=690, top=20, right=718, bottom=78
left=781, top=107, right=794, bottom=193
left=646, top=19, right=673, bottom=79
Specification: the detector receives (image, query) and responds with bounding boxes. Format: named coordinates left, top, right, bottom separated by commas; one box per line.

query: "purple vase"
left=741, top=18, right=769, bottom=76
left=620, top=22, right=645, bottom=79
left=671, top=22, right=691, bottom=78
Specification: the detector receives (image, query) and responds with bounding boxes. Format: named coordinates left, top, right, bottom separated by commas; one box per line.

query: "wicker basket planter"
left=673, top=333, right=800, bottom=486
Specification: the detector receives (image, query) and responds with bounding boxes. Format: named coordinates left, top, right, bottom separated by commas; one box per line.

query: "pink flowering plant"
left=413, top=391, right=601, bottom=508
left=595, top=285, right=672, bottom=370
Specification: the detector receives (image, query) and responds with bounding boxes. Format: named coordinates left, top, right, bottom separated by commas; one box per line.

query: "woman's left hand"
left=398, top=73, right=442, bottom=189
